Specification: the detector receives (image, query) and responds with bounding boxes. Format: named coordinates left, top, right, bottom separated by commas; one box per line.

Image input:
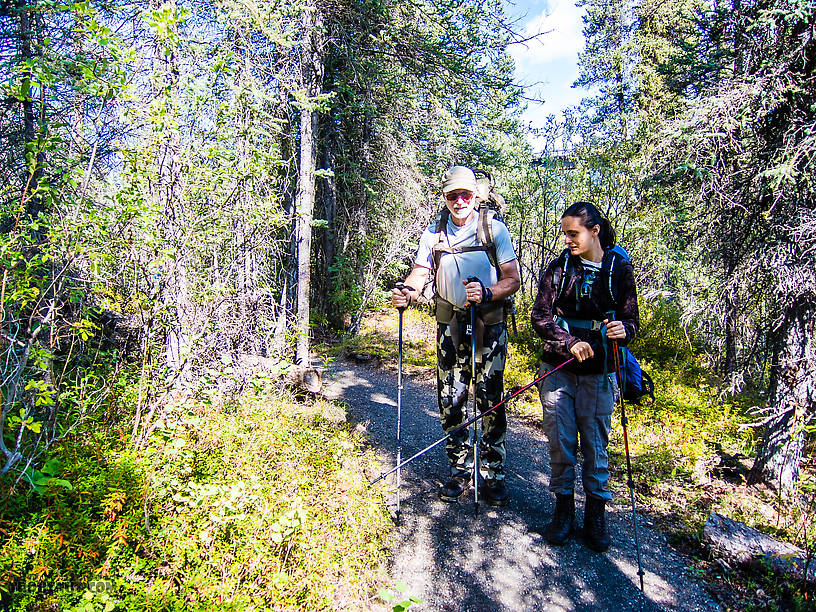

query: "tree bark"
left=294, top=3, right=324, bottom=365
left=346, top=100, right=373, bottom=338
left=319, top=113, right=341, bottom=328
left=748, top=300, right=816, bottom=495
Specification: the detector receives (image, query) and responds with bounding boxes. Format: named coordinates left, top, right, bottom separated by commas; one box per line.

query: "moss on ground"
left=0, top=384, right=390, bottom=611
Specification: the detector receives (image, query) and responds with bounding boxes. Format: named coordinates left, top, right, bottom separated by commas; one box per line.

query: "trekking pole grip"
left=395, top=281, right=407, bottom=312
left=466, top=276, right=484, bottom=304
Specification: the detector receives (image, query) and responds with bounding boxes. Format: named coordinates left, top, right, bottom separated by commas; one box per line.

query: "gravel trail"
left=323, top=355, right=719, bottom=612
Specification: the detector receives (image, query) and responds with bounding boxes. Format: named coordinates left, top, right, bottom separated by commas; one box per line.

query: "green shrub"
left=0, top=381, right=390, bottom=611
left=630, top=298, right=700, bottom=371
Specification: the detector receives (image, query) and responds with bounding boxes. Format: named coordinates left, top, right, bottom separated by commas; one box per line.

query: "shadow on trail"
left=327, top=359, right=716, bottom=612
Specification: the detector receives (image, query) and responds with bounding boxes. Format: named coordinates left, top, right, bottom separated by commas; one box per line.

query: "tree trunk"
left=294, top=3, right=324, bottom=365
left=234, top=41, right=263, bottom=354
left=346, top=104, right=373, bottom=338
left=731, top=0, right=745, bottom=76
left=723, top=284, right=738, bottom=378
left=748, top=300, right=816, bottom=495
left=153, top=0, right=193, bottom=376
left=319, top=113, right=341, bottom=328
left=19, top=5, right=45, bottom=228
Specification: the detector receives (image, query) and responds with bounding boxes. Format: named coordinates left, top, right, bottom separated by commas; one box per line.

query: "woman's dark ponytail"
left=598, top=218, right=616, bottom=250
left=562, top=201, right=616, bottom=250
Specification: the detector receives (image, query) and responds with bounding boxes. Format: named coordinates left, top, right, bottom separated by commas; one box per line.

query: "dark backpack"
left=619, top=345, right=655, bottom=404
left=553, top=245, right=655, bottom=405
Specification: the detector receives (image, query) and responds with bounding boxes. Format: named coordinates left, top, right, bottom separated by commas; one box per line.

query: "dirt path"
left=323, top=355, right=719, bottom=612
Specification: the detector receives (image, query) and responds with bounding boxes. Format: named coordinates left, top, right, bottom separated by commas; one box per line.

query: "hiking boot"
left=584, top=496, right=611, bottom=552
left=545, top=493, right=574, bottom=546
left=482, top=479, right=509, bottom=507
left=439, top=475, right=471, bottom=502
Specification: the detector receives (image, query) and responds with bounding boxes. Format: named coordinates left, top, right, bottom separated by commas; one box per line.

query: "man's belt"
left=435, top=297, right=506, bottom=326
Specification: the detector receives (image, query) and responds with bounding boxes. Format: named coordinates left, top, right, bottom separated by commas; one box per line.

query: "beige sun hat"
left=441, top=165, right=477, bottom=194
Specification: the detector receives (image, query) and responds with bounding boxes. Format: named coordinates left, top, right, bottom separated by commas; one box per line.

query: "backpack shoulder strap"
left=555, top=248, right=572, bottom=301
left=431, top=208, right=451, bottom=273
left=435, top=207, right=450, bottom=236
left=602, top=249, right=617, bottom=307
left=476, top=205, right=500, bottom=272
left=602, top=248, right=628, bottom=308
left=476, top=204, right=493, bottom=245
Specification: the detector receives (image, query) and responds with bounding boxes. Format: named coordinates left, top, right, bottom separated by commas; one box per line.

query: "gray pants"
left=537, top=362, right=618, bottom=500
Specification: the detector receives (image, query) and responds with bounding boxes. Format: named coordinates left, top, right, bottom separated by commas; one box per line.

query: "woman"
left=531, top=201, right=639, bottom=552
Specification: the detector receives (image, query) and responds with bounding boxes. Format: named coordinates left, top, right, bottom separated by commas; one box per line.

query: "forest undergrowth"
left=345, top=298, right=815, bottom=611
left=0, top=380, right=391, bottom=611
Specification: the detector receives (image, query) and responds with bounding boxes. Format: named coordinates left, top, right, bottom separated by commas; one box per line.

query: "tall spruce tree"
left=648, top=0, right=816, bottom=494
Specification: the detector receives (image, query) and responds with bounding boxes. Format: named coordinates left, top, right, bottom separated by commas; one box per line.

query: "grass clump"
left=325, top=306, right=436, bottom=372
left=0, top=383, right=390, bottom=611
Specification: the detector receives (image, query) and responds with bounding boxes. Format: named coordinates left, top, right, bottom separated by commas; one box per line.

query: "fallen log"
left=703, top=512, right=816, bottom=584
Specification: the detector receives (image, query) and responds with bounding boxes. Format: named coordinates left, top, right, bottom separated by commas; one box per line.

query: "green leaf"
left=47, top=478, right=73, bottom=490
left=378, top=589, right=394, bottom=602
left=32, top=471, right=49, bottom=485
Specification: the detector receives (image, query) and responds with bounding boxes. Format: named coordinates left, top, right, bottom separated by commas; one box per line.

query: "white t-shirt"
left=415, top=212, right=517, bottom=309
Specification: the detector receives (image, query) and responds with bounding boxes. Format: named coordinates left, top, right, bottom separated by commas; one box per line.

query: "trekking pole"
left=395, top=282, right=406, bottom=520
left=612, top=338, right=645, bottom=592
left=370, top=357, right=575, bottom=486
left=467, top=277, right=480, bottom=515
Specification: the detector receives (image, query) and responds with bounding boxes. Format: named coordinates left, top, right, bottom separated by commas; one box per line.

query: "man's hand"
left=604, top=319, right=626, bottom=340
left=463, top=279, right=483, bottom=305
left=392, top=286, right=412, bottom=309
left=570, top=341, right=594, bottom=362
left=393, top=266, right=430, bottom=309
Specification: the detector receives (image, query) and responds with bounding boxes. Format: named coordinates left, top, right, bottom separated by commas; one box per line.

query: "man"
left=392, top=165, right=520, bottom=506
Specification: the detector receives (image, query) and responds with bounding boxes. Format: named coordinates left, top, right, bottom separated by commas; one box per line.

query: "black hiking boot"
left=482, top=479, right=509, bottom=507
left=584, top=496, right=611, bottom=552
left=439, top=475, right=471, bottom=502
left=545, top=493, right=574, bottom=545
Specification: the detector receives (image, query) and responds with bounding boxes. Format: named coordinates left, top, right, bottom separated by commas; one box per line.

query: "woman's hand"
left=605, top=319, right=626, bottom=340
left=570, top=341, right=594, bottom=362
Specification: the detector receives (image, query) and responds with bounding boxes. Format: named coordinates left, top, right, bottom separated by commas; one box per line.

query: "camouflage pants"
left=437, top=315, right=507, bottom=481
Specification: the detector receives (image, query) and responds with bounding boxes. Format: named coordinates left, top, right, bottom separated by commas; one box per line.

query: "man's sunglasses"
left=444, top=191, right=474, bottom=203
